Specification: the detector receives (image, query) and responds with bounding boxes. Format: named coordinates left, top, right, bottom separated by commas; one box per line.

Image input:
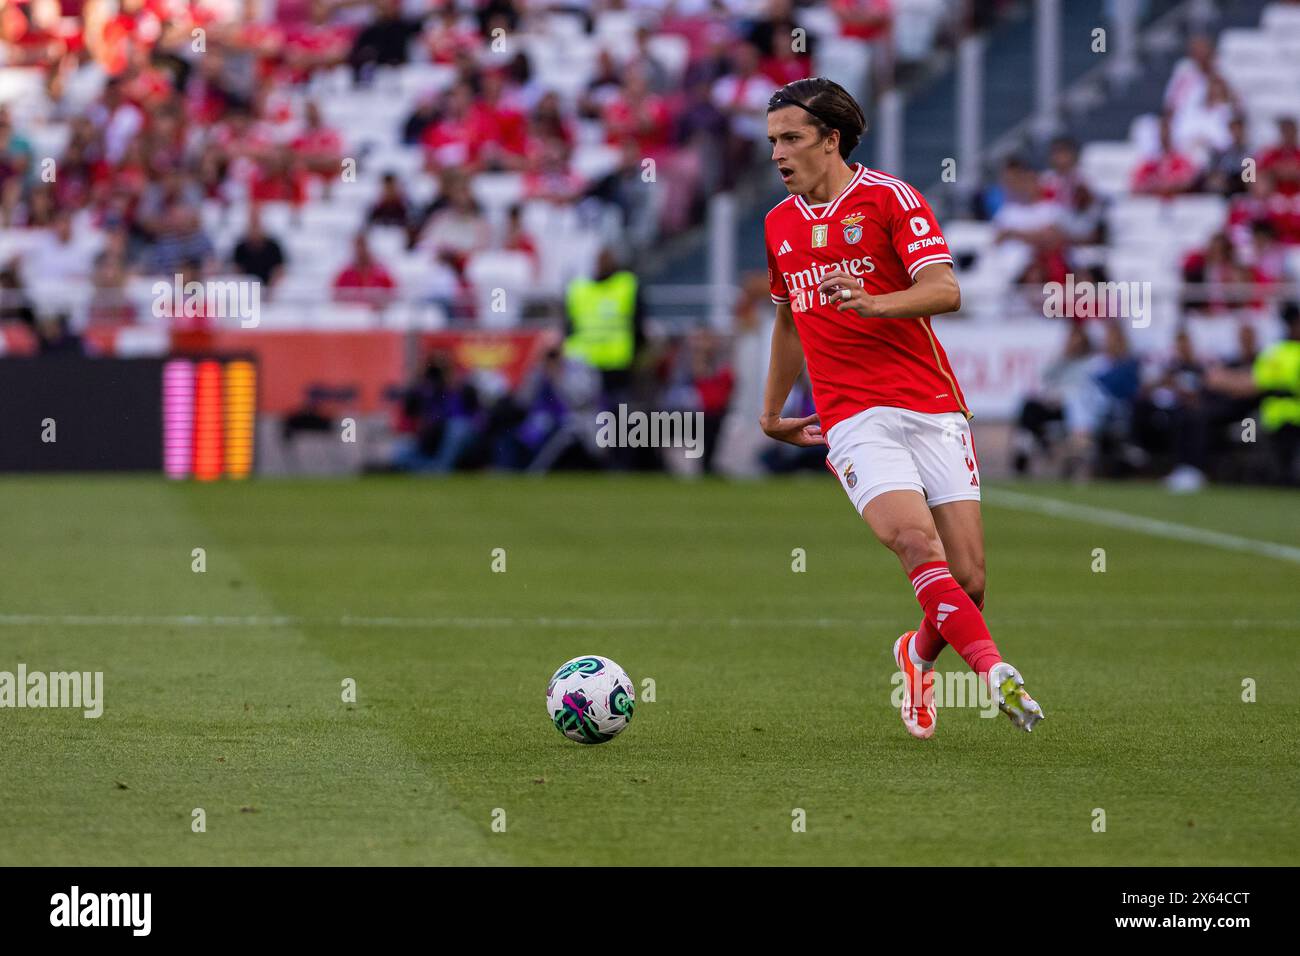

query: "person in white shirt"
left=711, top=42, right=776, bottom=151
left=1172, top=73, right=1239, bottom=166
left=22, top=211, right=98, bottom=318
left=1163, top=33, right=1216, bottom=116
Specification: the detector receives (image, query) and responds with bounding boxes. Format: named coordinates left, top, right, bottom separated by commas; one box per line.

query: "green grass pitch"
left=0, top=475, right=1296, bottom=865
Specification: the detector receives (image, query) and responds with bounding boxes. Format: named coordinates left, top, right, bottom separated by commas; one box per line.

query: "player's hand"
left=759, top=412, right=825, bottom=447
left=817, top=270, right=881, bottom=317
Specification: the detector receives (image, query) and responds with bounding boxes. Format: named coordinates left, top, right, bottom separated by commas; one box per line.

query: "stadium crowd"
left=0, top=0, right=891, bottom=480
left=1011, top=306, right=1300, bottom=488
left=975, top=23, right=1300, bottom=488
left=976, top=38, right=1299, bottom=318
left=0, top=0, right=854, bottom=331
left=2, top=2, right=1297, bottom=485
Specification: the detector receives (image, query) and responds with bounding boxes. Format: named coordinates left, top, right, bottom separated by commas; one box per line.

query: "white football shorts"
left=824, top=406, right=982, bottom=514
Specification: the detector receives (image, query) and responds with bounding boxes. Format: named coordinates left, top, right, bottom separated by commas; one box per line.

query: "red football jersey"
left=765, top=163, right=967, bottom=433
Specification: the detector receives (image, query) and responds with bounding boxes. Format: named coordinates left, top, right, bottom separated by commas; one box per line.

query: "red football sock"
left=908, top=562, right=1000, bottom=676
left=913, top=617, right=946, bottom=664
left=913, top=594, right=983, bottom=664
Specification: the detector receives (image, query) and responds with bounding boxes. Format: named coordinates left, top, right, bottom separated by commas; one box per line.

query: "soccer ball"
left=546, top=655, right=635, bottom=744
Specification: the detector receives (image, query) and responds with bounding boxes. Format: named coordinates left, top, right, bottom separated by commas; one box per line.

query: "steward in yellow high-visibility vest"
left=1251, top=305, right=1300, bottom=484
left=1253, top=339, right=1300, bottom=432
left=564, top=259, right=642, bottom=381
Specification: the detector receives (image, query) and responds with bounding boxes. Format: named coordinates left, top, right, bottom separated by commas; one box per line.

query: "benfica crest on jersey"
left=841, top=213, right=865, bottom=244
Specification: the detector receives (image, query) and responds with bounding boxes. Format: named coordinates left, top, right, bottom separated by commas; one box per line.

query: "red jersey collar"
left=794, top=163, right=867, bottom=221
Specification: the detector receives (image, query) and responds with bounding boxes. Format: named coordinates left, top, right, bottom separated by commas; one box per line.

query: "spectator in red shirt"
left=250, top=146, right=309, bottom=206
left=761, top=26, right=810, bottom=88
left=421, top=81, right=478, bottom=171
left=333, top=233, right=396, bottom=309
left=471, top=70, right=530, bottom=171
left=522, top=137, right=585, bottom=205
left=687, top=330, right=735, bottom=474
left=282, top=5, right=355, bottom=83
left=110, top=137, right=151, bottom=196
left=1232, top=172, right=1300, bottom=245
left=528, top=91, right=573, bottom=150
left=1131, top=115, right=1200, bottom=196
left=1247, top=219, right=1288, bottom=286
left=291, top=100, right=344, bottom=196
left=423, top=6, right=479, bottom=64
left=1181, top=232, right=1267, bottom=314
left=1259, top=116, right=1300, bottom=196
left=1, top=0, right=71, bottom=67
left=121, top=54, right=173, bottom=111
left=232, top=1, right=287, bottom=78
left=834, top=0, right=892, bottom=41
left=183, top=49, right=241, bottom=126
left=209, top=107, right=275, bottom=174
left=603, top=66, right=673, bottom=159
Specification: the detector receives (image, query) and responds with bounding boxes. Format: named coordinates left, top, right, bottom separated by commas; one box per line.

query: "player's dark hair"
left=767, top=78, right=867, bottom=160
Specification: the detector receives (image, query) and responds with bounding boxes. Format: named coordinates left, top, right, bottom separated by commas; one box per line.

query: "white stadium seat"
left=571, top=144, right=622, bottom=183
left=646, top=35, right=691, bottom=81
left=390, top=253, right=434, bottom=291
left=814, top=37, right=871, bottom=102
left=465, top=251, right=537, bottom=329
left=940, top=220, right=994, bottom=261
left=1107, top=196, right=1165, bottom=238
left=1217, top=29, right=1284, bottom=67
left=1079, top=141, right=1141, bottom=197
left=471, top=173, right=526, bottom=221
left=253, top=202, right=296, bottom=237
left=1262, top=3, right=1300, bottom=33
left=1168, top=195, right=1228, bottom=243
left=300, top=203, right=365, bottom=236
left=366, top=226, right=410, bottom=265
left=315, top=303, right=379, bottom=330
left=396, top=63, right=456, bottom=98
left=594, top=10, right=639, bottom=44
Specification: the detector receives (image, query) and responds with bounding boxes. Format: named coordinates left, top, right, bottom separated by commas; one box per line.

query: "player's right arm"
left=759, top=302, right=824, bottom=447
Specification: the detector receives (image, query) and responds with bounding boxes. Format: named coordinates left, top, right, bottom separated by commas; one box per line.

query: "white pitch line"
left=0, top=613, right=863, bottom=630
left=990, top=488, right=1300, bottom=565
left=0, top=613, right=1291, bottom=630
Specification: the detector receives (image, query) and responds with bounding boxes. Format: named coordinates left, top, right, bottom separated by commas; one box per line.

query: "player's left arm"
left=816, top=262, right=960, bottom=319
left=818, top=183, right=960, bottom=319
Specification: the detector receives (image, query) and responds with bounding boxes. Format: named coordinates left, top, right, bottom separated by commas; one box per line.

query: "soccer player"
left=758, top=78, right=1044, bottom=738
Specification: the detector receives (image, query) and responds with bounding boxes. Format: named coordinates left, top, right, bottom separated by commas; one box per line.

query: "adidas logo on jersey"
left=777, top=240, right=792, bottom=256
